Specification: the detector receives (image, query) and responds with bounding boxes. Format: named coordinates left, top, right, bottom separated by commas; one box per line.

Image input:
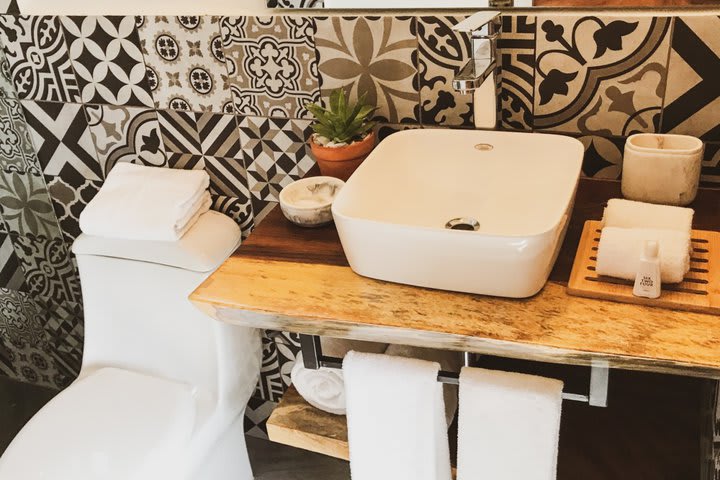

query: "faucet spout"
left=452, top=57, right=496, bottom=94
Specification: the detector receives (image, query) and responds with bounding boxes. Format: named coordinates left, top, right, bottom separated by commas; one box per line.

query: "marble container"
left=279, top=177, right=345, bottom=227
left=622, top=134, right=704, bottom=206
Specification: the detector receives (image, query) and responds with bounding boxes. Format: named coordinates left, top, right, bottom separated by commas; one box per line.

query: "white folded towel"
left=344, top=351, right=452, bottom=480
left=80, top=163, right=211, bottom=241
left=457, top=367, right=563, bottom=480
left=384, top=344, right=462, bottom=427
left=602, top=198, right=694, bottom=233
left=596, top=227, right=691, bottom=283
left=290, top=338, right=387, bottom=416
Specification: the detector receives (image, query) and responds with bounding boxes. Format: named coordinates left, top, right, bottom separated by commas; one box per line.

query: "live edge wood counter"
left=190, top=179, right=720, bottom=379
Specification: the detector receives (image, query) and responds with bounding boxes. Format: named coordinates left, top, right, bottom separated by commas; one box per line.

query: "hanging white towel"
left=384, top=344, right=462, bottom=427
left=290, top=338, right=387, bottom=416
left=457, top=367, right=564, bottom=480
left=79, top=163, right=211, bottom=241
left=344, top=351, right=452, bottom=480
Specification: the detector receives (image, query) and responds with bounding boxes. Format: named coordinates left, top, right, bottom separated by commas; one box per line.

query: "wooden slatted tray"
left=568, top=220, right=720, bottom=315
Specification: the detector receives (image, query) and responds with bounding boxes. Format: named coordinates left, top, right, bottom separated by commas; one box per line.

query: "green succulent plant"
left=306, top=89, right=377, bottom=145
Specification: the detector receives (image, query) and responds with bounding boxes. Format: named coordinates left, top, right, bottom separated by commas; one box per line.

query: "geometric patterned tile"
left=250, top=198, right=277, bottom=229
left=138, top=16, right=232, bottom=113
left=0, top=46, right=15, bottom=98
left=701, top=143, right=720, bottom=186
left=244, top=396, right=278, bottom=440
left=661, top=16, right=720, bottom=142
left=578, top=135, right=625, bottom=180
left=268, top=0, right=324, bottom=6
left=534, top=16, right=672, bottom=136
left=254, top=331, right=284, bottom=403
left=272, top=331, right=300, bottom=395
left=0, top=96, right=39, bottom=174
left=60, top=16, right=154, bottom=107
left=85, top=105, right=167, bottom=177
left=12, top=234, right=82, bottom=304
left=417, top=16, right=473, bottom=127
left=222, top=16, right=320, bottom=119
left=211, top=194, right=254, bottom=238
left=238, top=116, right=315, bottom=205
left=0, top=336, right=15, bottom=377
left=158, top=110, right=240, bottom=157
left=0, top=170, right=60, bottom=240
left=0, top=232, right=25, bottom=290
left=315, top=16, right=419, bottom=124
left=205, top=156, right=252, bottom=200
left=21, top=100, right=102, bottom=181
left=498, top=15, right=536, bottom=131
left=158, top=110, right=202, bottom=155
left=44, top=174, right=102, bottom=245
left=0, top=16, right=80, bottom=102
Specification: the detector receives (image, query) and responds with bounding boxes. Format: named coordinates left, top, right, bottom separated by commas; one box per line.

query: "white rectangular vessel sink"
left=332, top=129, right=583, bottom=298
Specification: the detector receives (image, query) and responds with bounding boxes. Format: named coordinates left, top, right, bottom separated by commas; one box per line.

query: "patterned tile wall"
left=0, top=10, right=718, bottom=440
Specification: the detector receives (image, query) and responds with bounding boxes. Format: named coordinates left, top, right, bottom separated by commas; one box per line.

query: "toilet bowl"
left=0, top=211, right=262, bottom=480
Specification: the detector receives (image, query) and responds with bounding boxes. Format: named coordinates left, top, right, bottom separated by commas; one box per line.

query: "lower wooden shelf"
left=266, top=385, right=350, bottom=461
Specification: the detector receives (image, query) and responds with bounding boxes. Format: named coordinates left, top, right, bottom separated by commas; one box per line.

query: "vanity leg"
left=589, top=360, right=610, bottom=408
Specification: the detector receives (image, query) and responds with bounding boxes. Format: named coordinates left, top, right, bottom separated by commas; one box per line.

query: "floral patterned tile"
left=0, top=46, right=15, bottom=98
left=498, top=15, right=536, bottom=131
left=2, top=335, right=59, bottom=389
left=0, top=96, right=39, bottom=174
left=0, top=170, right=61, bottom=240
left=60, top=16, right=154, bottom=107
left=0, top=287, right=42, bottom=346
left=577, top=135, right=625, bottom=179
left=661, top=16, right=720, bottom=142
left=533, top=16, right=672, bottom=136
left=417, top=16, right=472, bottom=127
left=85, top=105, right=167, bottom=177
left=137, top=16, right=232, bottom=113
left=44, top=173, right=101, bottom=246
left=314, top=16, right=419, bottom=124
left=0, top=16, right=80, bottom=102
left=222, top=16, right=320, bottom=119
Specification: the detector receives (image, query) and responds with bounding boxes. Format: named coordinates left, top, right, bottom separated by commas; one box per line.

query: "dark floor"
left=0, top=370, right=708, bottom=479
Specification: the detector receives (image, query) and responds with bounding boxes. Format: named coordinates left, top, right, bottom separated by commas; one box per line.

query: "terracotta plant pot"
left=309, top=132, right=376, bottom=182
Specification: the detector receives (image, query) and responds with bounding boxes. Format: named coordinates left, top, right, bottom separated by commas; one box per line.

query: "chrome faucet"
left=452, top=11, right=502, bottom=95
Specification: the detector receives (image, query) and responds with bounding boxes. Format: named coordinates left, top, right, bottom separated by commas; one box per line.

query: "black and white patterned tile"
left=222, top=16, right=320, bottom=119
left=158, top=110, right=241, bottom=158
left=21, top=101, right=102, bottom=181
left=238, top=116, right=315, bottom=223
left=701, top=143, right=720, bottom=186
left=12, top=234, right=81, bottom=304
left=534, top=16, right=671, bottom=136
left=0, top=336, right=14, bottom=378
left=272, top=331, right=300, bottom=393
left=498, top=15, right=536, bottom=131
left=60, top=16, right=154, bottom=107
left=314, top=16, right=419, bottom=124
left=85, top=104, right=167, bottom=176
left=0, top=43, right=15, bottom=97
left=0, top=170, right=60, bottom=240
left=661, top=16, right=720, bottom=142
left=0, top=232, right=24, bottom=290
left=44, top=173, right=101, bottom=245
left=0, top=16, right=80, bottom=102
left=137, top=16, right=232, bottom=113
left=255, top=331, right=285, bottom=403
left=267, top=0, right=324, bottom=6
left=0, top=287, right=43, bottom=347
left=578, top=135, right=625, bottom=180
left=417, top=16, right=472, bottom=127
left=2, top=335, right=58, bottom=389
left=0, top=96, right=39, bottom=174
left=211, top=194, right=254, bottom=237
left=244, top=395, right=278, bottom=440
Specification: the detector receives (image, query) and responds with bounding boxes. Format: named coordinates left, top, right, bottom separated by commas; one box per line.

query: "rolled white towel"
left=290, top=337, right=387, bottom=416
left=602, top=198, right=694, bottom=233
left=80, top=163, right=211, bottom=241
left=596, top=227, right=691, bottom=283
left=384, top=344, right=462, bottom=427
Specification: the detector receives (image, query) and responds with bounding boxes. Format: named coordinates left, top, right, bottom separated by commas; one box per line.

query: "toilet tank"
left=72, top=212, right=260, bottom=400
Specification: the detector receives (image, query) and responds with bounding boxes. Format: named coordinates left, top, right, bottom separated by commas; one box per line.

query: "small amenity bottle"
left=633, top=240, right=661, bottom=299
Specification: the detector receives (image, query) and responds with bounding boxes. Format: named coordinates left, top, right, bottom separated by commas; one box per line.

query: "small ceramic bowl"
left=279, top=176, right=345, bottom=227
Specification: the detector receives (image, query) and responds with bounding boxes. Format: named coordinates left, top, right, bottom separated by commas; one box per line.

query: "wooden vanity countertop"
left=190, top=179, right=720, bottom=378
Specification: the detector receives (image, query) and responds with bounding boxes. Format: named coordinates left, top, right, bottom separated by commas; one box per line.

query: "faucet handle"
left=452, top=11, right=501, bottom=37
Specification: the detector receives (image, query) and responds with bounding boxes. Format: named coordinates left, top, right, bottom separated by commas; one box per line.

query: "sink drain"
left=445, top=218, right=480, bottom=231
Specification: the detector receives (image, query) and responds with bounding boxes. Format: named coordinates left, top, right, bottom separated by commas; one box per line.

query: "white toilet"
left=0, top=211, right=261, bottom=480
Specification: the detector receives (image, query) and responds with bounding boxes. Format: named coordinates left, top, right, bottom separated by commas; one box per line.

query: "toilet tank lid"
left=72, top=211, right=241, bottom=272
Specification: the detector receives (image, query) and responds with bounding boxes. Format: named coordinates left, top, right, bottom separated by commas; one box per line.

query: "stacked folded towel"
left=596, top=199, right=693, bottom=284
left=79, top=163, right=212, bottom=241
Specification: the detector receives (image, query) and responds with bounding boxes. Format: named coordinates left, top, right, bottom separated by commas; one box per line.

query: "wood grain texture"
left=190, top=179, right=720, bottom=379
left=569, top=220, right=720, bottom=314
